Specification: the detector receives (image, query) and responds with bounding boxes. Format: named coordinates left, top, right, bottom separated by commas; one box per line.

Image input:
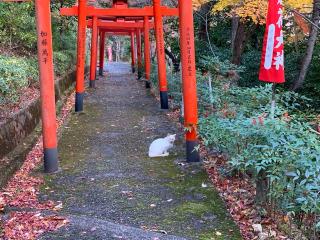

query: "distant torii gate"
left=60, top=1, right=178, bottom=111
left=86, top=19, right=154, bottom=84
left=29, top=0, right=200, bottom=174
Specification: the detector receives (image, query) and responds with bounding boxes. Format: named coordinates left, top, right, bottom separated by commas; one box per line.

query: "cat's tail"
left=149, top=153, right=169, bottom=158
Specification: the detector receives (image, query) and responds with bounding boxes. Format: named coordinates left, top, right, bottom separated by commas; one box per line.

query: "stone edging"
left=0, top=67, right=88, bottom=187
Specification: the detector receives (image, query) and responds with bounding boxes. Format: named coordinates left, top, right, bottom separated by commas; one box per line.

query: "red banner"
left=259, top=0, right=285, bottom=83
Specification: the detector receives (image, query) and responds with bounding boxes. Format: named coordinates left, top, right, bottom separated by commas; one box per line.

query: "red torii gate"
left=60, top=1, right=178, bottom=111
left=86, top=19, right=152, bottom=84
left=31, top=0, right=199, bottom=173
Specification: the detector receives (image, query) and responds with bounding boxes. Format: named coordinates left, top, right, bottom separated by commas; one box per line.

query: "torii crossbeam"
left=60, top=5, right=178, bottom=17
left=86, top=20, right=155, bottom=29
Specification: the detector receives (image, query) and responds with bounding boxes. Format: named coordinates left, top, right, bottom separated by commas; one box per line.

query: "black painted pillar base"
left=160, top=91, right=169, bottom=109
left=89, top=80, right=96, bottom=88
left=44, top=148, right=59, bottom=173
left=99, top=68, right=103, bottom=76
left=145, top=81, right=151, bottom=89
left=137, top=70, right=142, bottom=80
left=75, top=92, right=84, bottom=112
left=186, top=140, right=200, bottom=162
left=132, top=66, right=135, bottom=73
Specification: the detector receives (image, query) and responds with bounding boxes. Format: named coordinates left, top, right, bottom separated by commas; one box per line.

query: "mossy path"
left=39, top=63, right=242, bottom=240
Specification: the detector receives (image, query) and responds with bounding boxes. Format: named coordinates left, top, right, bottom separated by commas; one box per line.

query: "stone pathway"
left=39, top=62, right=242, bottom=240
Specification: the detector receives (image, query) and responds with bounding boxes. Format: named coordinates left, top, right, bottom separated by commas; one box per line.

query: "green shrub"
left=0, top=55, right=37, bottom=103
left=198, top=82, right=320, bottom=234
left=53, top=50, right=76, bottom=75
left=0, top=2, right=37, bottom=51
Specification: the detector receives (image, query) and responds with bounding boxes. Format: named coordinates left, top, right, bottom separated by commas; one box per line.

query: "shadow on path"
left=39, top=62, right=242, bottom=240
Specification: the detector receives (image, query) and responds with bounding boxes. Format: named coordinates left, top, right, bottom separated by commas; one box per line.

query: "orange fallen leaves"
left=205, top=156, right=289, bottom=240
left=0, top=92, right=75, bottom=240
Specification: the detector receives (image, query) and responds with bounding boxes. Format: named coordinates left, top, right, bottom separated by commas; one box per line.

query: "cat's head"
left=166, top=134, right=176, bottom=143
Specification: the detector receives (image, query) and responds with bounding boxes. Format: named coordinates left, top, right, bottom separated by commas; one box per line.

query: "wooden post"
left=99, top=31, right=106, bottom=76
left=144, top=16, right=151, bottom=88
left=153, top=0, right=168, bottom=109
left=35, top=0, right=58, bottom=172
left=130, top=31, right=136, bottom=73
left=89, top=16, right=98, bottom=88
left=178, top=0, right=200, bottom=162
left=75, top=0, right=87, bottom=112
left=136, top=28, right=142, bottom=79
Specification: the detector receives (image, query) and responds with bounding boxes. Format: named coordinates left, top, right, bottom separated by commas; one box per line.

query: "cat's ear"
left=170, top=134, right=176, bottom=140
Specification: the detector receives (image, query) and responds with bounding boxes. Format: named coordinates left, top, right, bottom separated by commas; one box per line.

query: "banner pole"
left=271, top=83, right=276, bottom=119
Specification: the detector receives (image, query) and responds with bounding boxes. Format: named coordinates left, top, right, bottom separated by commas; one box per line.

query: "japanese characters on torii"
left=259, top=0, right=285, bottom=83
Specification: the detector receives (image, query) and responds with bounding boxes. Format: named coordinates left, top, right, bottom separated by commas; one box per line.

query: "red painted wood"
left=75, top=0, right=87, bottom=94
left=90, top=16, right=98, bottom=82
left=136, top=28, right=142, bottom=71
left=113, top=0, right=128, bottom=8
left=35, top=0, right=57, bottom=149
left=87, top=20, right=154, bottom=29
left=153, top=0, right=167, bottom=92
left=144, top=16, right=151, bottom=81
left=60, top=6, right=178, bottom=17
left=101, top=29, right=134, bottom=33
left=130, top=32, right=136, bottom=69
left=178, top=0, right=199, bottom=141
left=99, top=31, right=106, bottom=73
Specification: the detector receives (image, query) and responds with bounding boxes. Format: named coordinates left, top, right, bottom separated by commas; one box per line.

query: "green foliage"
left=0, top=1, right=78, bottom=105
left=0, top=55, right=37, bottom=103
left=198, top=80, right=320, bottom=232
left=199, top=55, right=244, bottom=77
left=0, top=2, right=37, bottom=51
left=53, top=50, right=76, bottom=75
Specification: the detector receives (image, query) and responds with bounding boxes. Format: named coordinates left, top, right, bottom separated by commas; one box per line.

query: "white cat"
left=148, top=134, right=176, bottom=157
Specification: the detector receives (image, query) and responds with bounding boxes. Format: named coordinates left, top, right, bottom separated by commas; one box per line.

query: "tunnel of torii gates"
left=30, top=0, right=199, bottom=173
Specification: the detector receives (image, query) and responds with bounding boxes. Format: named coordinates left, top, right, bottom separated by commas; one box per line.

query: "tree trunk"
left=231, top=15, right=240, bottom=52
left=291, top=0, right=319, bottom=91
left=231, top=20, right=246, bottom=65
left=255, top=170, right=269, bottom=207
left=198, top=2, right=213, bottom=41
left=165, top=48, right=180, bottom=72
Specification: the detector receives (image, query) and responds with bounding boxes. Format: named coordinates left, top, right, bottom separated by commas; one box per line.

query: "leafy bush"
left=0, top=2, right=37, bottom=51
left=53, top=50, right=76, bottom=75
left=0, top=55, right=37, bottom=103
left=198, top=81, right=320, bottom=234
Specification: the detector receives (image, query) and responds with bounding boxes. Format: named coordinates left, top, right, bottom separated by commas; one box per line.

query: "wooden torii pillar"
left=178, top=0, right=200, bottom=162
left=35, top=0, right=58, bottom=172
left=136, top=27, right=142, bottom=79
left=130, top=31, right=136, bottom=73
left=99, top=31, right=106, bottom=76
left=144, top=16, right=151, bottom=88
left=75, top=0, right=86, bottom=112
left=153, top=0, right=168, bottom=109
left=89, top=16, right=98, bottom=88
